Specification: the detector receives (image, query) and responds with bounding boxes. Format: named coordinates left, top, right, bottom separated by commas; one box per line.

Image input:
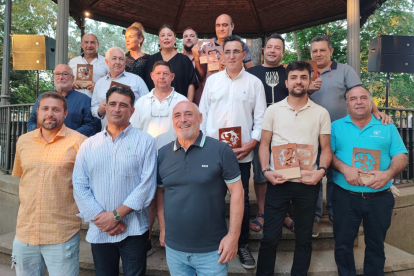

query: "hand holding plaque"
left=272, top=143, right=301, bottom=179
left=197, top=39, right=215, bottom=64
left=219, top=126, right=242, bottom=149
left=352, top=148, right=381, bottom=184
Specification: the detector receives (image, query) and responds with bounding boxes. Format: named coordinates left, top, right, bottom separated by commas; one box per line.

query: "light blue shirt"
left=73, top=124, right=157, bottom=243
left=331, top=114, right=407, bottom=193
left=91, top=71, right=149, bottom=130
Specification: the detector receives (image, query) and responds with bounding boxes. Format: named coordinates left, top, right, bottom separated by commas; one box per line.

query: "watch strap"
left=317, top=166, right=327, bottom=176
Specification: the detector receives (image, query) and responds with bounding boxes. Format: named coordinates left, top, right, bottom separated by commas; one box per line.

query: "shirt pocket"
left=119, top=154, right=141, bottom=177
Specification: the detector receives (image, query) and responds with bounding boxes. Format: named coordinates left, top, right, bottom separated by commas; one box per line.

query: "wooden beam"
left=338, top=0, right=347, bottom=5
left=89, top=0, right=104, bottom=9
left=247, top=0, right=264, bottom=32
left=174, top=0, right=187, bottom=31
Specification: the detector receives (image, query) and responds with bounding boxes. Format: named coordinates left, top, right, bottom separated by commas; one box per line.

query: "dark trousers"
left=91, top=231, right=149, bottom=276
left=238, top=162, right=252, bottom=246
left=257, top=181, right=320, bottom=276
left=332, top=185, right=394, bottom=276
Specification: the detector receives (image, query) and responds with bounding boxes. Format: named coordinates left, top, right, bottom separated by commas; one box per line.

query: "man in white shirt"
left=92, top=46, right=149, bottom=131
left=199, top=35, right=267, bottom=270
left=69, top=33, right=109, bottom=98
left=130, top=60, right=188, bottom=150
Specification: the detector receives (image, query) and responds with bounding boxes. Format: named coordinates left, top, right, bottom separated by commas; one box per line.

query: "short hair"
left=152, top=60, right=173, bottom=73
left=182, top=27, right=198, bottom=38
left=105, top=46, right=125, bottom=60
left=216, top=14, right=233, bottom=25
left=310, top=35, right=333, bottom=49
left=223, top=35, right=245, bottom=51
left=265, top=33, right=285, bottom=51
left=345, top=85, right=371, bottom=101
left=82, top=33, right=99, bottom=44
left=286, top=61, right=312, bottom=77
left=106, top=86, right=135, bottom=107
left=126, top=22, right=145, bottom=47
left=37, top=91, right=68, bottom=112
left=159, top=24, right=176, bottom=37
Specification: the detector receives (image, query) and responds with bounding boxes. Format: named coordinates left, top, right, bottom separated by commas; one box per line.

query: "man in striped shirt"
left=73, top=86, right=157, bottom=276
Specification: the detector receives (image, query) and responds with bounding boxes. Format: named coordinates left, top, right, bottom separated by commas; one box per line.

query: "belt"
left=340, top=186, right=391, bottom=198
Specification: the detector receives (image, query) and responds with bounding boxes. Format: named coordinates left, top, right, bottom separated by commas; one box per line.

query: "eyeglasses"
left=54, top=72, right=72, bottom=77
left=224, top=49, right=243, bottom=56
left=151, top=91, right=175, bottom=117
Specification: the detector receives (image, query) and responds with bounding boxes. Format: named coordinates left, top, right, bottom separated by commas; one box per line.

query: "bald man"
left=27, top=64, right=95, bottom=137
left=69, top=33, right=109, bottom=98
left=156, top=101, right=244, bottom=276
left=192, top=14, right=253, bottom=82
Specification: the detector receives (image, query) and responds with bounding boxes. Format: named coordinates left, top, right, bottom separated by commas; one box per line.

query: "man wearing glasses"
left=199, top=35, right=267, bottom=270
left=27, top=64, right=95, bottom=137
left=130, top=60, right=188, bottom=150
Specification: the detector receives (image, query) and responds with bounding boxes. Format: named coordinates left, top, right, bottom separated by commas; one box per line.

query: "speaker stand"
left=385, top=72, right=390, bottom=107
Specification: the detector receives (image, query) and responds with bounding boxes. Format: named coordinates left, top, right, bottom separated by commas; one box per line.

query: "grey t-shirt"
left=157, top=132, right=241, bottom=253
left=310, top=61, right=362, bottom=122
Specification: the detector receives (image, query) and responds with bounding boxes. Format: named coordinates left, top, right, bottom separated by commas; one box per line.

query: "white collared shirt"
left=130, top=88, right=188, bottom=150
left=68, top=53, right=109, bottom=98
left=91, top=71, right=149, bottom=130
left=199, top=67, right=267, bottom=163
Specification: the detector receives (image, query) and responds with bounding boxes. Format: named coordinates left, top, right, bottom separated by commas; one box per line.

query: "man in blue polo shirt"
left=331, top=86, right=407, bottom=276
left=156, top=101, right=244, bottom=275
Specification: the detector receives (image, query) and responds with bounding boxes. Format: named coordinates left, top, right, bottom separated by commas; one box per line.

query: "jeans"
left=332, top=185, right=394, bottom=276
left=257, top=181, right=320, bottom=276
left=315, top=168, right=334, bottom=220
left=91, top=231, right=149, bottom=276
left=238, top=162, right=252, bottom=246
left=165, top=244, right=228, bottom=276
left=12, top=232, right=79, bottom=276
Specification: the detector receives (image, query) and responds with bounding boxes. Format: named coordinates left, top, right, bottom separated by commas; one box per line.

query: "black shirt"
left=143, top=52, right=198, bottom=98
left=247, top=65, right=288, bottom=106
left=157, top=132, right=241, bottom=253
left=125, top=52, right=148, bottom=79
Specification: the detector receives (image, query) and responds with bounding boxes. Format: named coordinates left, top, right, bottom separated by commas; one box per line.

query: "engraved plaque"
left=76, top=64, right=93, bottom=87
left=109, top=81, right=131, bottom=89
left=207, top=46, right=222, bottom=72
left=297, top=144, right=314, bottom=180
left=272, top=143, right=301, bottom=179
left=219, top=126, right=242, bottom=149
left=306, top=60, right=318, bottom=90
left=198, top=39, right=215, bottom=64
left=352, top=147, right=381, bottom=184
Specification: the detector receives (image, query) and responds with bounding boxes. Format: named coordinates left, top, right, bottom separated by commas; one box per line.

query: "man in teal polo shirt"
left=331, top=86, right=407, bottom=276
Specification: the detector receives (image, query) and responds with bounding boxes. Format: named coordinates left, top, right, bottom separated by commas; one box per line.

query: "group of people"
left=11, top=12, right=407, bottom=276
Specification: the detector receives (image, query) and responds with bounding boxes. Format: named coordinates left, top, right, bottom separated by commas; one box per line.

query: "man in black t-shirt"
left=246, top=34, right=321, bottom=233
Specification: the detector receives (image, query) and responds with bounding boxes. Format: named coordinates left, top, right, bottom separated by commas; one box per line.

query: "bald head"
left=81, top=33, right=99, bottom=58
left=54, top=64, right=74, bottom=94
left=346, top=86, right=373, bottom=119
left=172, top=101, right=202, bottom=141
left=215, top=14, right=234, bottom=41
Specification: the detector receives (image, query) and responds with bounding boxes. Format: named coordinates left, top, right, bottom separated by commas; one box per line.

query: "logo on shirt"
left=370, top=130, right=384, bottom=138
left=202, top=165, right=208, bottom=168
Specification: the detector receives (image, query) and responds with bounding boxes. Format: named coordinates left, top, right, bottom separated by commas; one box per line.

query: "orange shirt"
left=12, top=125, right=87, bottom=245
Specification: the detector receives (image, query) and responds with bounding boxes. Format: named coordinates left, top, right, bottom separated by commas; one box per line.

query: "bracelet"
left=262, top=168, right=272, bottom=176
left=317, top=166, right=327, bottom=176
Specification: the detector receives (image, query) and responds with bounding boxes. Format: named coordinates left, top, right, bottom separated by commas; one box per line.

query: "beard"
left=184, top=43, right=195, bottom=52
left=55, top=82, right=72, bottom=92
left=289, top=86, right=307, bottom=97
left=40, top=116, right=63, bottom=130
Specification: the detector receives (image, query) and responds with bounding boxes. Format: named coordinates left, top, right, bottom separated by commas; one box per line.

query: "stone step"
left=1, top=232, right=413, bottom=276
left=81, top=218, right=362, bottom=251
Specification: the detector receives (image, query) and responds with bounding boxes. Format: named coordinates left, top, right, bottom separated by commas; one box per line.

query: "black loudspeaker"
left=12, top=35, right=55, bottom=71
left=368, top=35, right=414, bottom=73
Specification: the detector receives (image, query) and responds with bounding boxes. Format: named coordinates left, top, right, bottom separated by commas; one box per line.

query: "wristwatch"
left=113, top=210, right=122, bottom=222
left=317, top=166, right=327, bottom=176
left=262, top=168, right=272, bottom=176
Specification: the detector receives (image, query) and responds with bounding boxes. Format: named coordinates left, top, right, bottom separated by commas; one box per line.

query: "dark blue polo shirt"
left=157, top=131, right=241, bottom=253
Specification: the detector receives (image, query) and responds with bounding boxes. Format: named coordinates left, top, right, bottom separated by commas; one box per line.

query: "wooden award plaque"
left=76, top=64, right=93, bottom=87
left=297, top=144, right=314, bottom=180
left=109, top=81, right=131, bottom=89
left=352, top=147, right=381, bottom=184
left=219, top=126, right=242, bottom=149
left=198, top=39, right=215, bottom=64
left=306, top=60, right=318, bottom=90
left=272, top=143, right=301, bottom=179
left=207, top=46, right=222, bottom=72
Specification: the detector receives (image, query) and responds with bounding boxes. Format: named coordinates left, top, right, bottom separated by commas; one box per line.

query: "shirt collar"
left=181, top=50, right=195, bottom=62
left=104, top=123, right=133, bottom=138
left=54, top=89, right=74, bottom=98
left=173, top=131, right=206, bottom=151
left=81, top=52, right=99, bottom=62
left=34, top=124, right=67, bottom=143
left=146, top=88, right=177, bottom=99
left=106, top=71, right=126, bottom=80
left=224, top=67, right=245, bottom=80
left=279, top=96, right=315, bottom=110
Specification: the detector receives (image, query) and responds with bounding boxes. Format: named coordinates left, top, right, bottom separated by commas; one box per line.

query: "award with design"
left=109, top=81, right=131, bottom=89
left=76, top=64, right=93, bottom=87
left=219, top=126, right=242, bottom=149
left=207, top=46, right=222, bottom=72
left=272, top=143, right=301, bottom=179
left=297, top=144, right=313, bottom=180
left=198, top=39, right=215, bottom=64
left=306, top=60, right=318, bottom=90
left=352, top=148, right=381, bottom=184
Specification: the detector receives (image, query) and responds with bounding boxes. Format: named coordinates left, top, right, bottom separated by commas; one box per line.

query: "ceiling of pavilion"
left=53, top=0, right=387, bottom=38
